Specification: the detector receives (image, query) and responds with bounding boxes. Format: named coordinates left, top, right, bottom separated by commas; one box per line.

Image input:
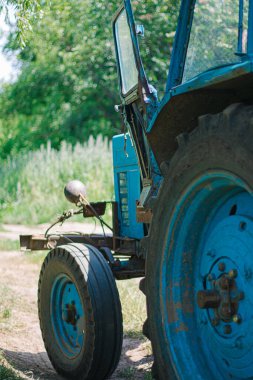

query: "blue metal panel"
left=113, top=134, right=144, bottom=239
left=147, top=58, right=253, bottom=134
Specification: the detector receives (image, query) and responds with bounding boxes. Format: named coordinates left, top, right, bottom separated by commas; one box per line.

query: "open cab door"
left=113, top=0, right=160, bottom=212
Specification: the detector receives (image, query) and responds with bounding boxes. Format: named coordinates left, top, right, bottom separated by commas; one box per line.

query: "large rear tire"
left=147, top=104, right=253, bottom=380
left=38, top=243, right=123, bottom=380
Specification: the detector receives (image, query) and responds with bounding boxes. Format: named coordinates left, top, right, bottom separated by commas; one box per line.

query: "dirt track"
left=0, top=225, right=153, bottom=379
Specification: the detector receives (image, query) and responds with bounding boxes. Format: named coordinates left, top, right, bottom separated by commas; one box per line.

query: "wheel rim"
left=50, top=274, right=85, bottom=358
left=163, top=171, right=253, bottom=380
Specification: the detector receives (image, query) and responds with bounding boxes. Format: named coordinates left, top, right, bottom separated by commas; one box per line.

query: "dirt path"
left=0, top=225, right=153, bottom=379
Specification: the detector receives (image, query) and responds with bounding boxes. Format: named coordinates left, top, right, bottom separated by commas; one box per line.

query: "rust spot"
left=175, top=322, right=189, bottom=333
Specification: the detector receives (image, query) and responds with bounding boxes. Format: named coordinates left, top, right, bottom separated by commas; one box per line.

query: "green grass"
left=0, top=286, right=14, bottom=324
left=117, top=279, right=147, bottom=339
left=144, top=373, right=153, bottom=380
left=118, top=367, right=137, bottom=379
left=0, top=365, right=24, bottom=380
left=0, top=136, right=113, bottom=225
left=0, top=240, right=20, bottom=251
left=0, top=353, right=24, bottom=380
left=24, top=250, right=47, bottom=265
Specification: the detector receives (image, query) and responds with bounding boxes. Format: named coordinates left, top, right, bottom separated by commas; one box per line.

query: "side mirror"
left=136, top=24, right=144, bottom=37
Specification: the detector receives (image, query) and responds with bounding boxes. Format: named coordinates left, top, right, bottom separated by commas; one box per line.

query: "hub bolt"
left=224, top=325, right=232, bottom=334
left=218, top=262, right=226, bottom=272
left=207, top=273, right=215, bottom=282
left=197, top=290, right=221, bottom=309
left=238, top=292, right=245, bottom=301
left=239, top=221, right=247, bottom=231
left=211, top=318, right=220, bottom=327
left=228, top=269, right=238, bottom=279
left=232, top=314, right=242, bottom=324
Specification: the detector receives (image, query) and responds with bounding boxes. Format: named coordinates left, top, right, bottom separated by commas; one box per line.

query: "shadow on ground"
left=2, top=337, right=153, bottom=380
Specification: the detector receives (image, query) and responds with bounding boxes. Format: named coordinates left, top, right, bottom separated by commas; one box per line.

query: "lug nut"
left=207, top=273, right=215, bottom=282
left=232, top=314, right=242, bottom=324
left=238, top=291, right=245, bottom=301
left=211, top=318, right=220, bottom=327
left=218, top=262, right=226, bottom=272
left=224, top=325, right=232, bottom=334
left=207, top=250, right=216, bottom=258
left=239, top=221, right=247, bottom=231
left=228, top=269, right=238, bottom=279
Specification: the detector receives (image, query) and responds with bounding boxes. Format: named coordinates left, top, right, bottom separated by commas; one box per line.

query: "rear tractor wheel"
left=147, top=104, right=253, bottom=380
left=38, top=243, right=123, bottom=380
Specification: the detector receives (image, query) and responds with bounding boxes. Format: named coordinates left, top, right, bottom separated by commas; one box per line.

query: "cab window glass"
left=133, top=1, right=180, bottom=98
left=115, top=9, right=139, bottom=95
left=183, top=0, right=249, bottom=82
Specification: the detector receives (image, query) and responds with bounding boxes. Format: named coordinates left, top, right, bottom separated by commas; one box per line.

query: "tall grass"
left=0, top=136, right=113, bottom=225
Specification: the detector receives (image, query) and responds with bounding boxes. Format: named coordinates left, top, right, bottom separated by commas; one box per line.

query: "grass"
left=24, top=250, right=47, bottom=265
left=0, top=353, right=24, bottom=380
left=117, top=278, right=147, bottom=339
left=0, top=240, right=20, bottom=251
left=0, top=285, right=14, bottom=325
left=0, top=136, right=113, bottom=225
left=118, top=367, right=137, bottom=379
left=0, top=366, right=24, bottom=380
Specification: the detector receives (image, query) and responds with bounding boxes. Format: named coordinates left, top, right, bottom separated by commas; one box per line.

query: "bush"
left=0, top=136, right=113, bottom=225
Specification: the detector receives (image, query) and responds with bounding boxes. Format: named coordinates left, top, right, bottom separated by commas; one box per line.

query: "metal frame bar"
left=166, top=0, right=196, bottom=91
left=248, top=0, right=253, bottom=54
left=237, top=0, right=244, bottom=54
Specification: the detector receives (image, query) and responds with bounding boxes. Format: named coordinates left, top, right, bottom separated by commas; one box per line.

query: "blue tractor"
left=21, top=0, right=253, bottom=379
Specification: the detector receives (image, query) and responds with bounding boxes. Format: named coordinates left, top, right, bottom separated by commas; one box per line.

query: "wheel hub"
left=197, top=271, right=243, bottom=324
left=51, top=274, right=85, bottom=358
left=62, top=301, right=80, bottom=327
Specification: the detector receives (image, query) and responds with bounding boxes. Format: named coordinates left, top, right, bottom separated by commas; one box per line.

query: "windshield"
left=133, top=1, right=180, bottom=98
left=115, top=9, right=139, bottom=95
left=183, top=0, right=249, bottom=82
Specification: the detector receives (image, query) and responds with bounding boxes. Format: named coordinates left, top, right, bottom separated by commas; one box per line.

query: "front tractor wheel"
left=147, top=104, right=253, bottom=380
left=38, top=243, right=123, bottom=380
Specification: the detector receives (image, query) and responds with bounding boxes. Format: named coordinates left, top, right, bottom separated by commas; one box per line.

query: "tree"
left=0, top=0, right=46, bottom=46
left=0, top=0, right=180, bottom=158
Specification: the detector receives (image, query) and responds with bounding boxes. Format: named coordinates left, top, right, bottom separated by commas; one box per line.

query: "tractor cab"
left=113, top=0, right=253, bottom=166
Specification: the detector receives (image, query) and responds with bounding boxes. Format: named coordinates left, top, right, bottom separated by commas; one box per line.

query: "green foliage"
left=0, top=136, right=113, bottom=224
left=0, top=365, right=23, bottom=380
left=1, top=0, right=45, bottom=47
left=133, top=0, right=180, bottom=95
left=0, top=0, right=180, bottom=158
left=183, top=0, right=246, bottom=81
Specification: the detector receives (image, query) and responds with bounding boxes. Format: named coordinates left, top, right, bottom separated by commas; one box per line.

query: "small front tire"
left=38, top=243, right=123, bottom=380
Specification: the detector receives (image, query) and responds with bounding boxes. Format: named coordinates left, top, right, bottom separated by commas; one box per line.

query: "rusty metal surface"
left=136, top=201, right=153, bottom=223
left=20, top=233, right=144, bottom=280
left=83, top=202, right=107, bottom=217
left=20, top=233, right=139, bottom=256
left=20, top=234, right=113, bottom=251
